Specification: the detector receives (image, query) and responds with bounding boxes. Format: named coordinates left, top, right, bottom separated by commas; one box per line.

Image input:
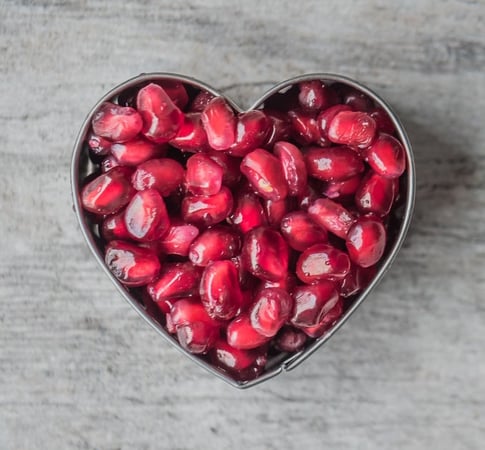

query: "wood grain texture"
left=1, top=0, right=485, bottom=448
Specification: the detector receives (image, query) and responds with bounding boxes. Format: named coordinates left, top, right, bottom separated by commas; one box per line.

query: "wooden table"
left=1, top=1, right=484, bottom=448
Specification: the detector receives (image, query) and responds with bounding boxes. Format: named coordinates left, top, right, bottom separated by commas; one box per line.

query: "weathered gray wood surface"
left=1, top=1, right=485, bottom=449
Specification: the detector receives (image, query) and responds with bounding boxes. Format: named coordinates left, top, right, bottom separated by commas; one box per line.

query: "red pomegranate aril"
left=308, top=198, right=355, bottom=239
left=124, top=189, right=170, bottom=241
left=228, top=191, right=266, bottom=233
left=200, top=260, right=243, bottom=320
left=274, top=326, right=307, bottom=353
left=189, top=227, right=240, bottom=267
left=317, top=104, right=352, bottom=141
left=137, top=83, right=184, bottom=143
left=280, top=211, right=328, bottom=251
left=159, top=220, right=199, bottom=257
left=366, top=133, right=406, bottom=178
left=298, top=80, right=338, bottom=111
left=242, top=227, right=289, bottom=282
left=346, top=216, right=387, bottom=267
left=288, top=110, right=325, bottom=146
left=338, top=85, right=374, bottom=112
left=92, top=102, right=143, bottom=143
left=169, top=113, right=209, bottom=152
left=340, top=264, right=377, bottom=298
left=263, top=197, right=289, bottom=228
left=263, top=109, right=291, bottom=147
left=300, top=298, right=343, bottom=338
left=101, top=155, right=120, bottom=173
left=249, top=288, right=293, bottom=337
left=305, top=146, right=365, bottom=182
left=111, top=138, right=164, bottom=166
left=81, top=166, right=135, bottom=215
left=147, top=262, right=201, bottom=301
left=274, top=141, right=308, bottom=196
left=190, top=90, right=216, bottom=113
left=229, top=110, right=270, bottom=157
left=322, top=174, right=362, bottom=199
left=206, top=151, right=241, bottom=187
left=88, top=133, right=112, bottom=156
left=227, top=315, right=270, bottom=350
left=355, top=171, right=396, bottom=216
left=201, top=97, right=237, bottom=151
left=159, top=80, right=189, bottom=109
left=181, top=186, right=233, bottom=227
left=328, top=111, right=377, bottom=149
left=131, top=158, right=185, bottom=196
left=291, top=281, right=340, bottom=328
left=369, top=107, right=395, bottom=134
left=185, top=153, right=223, bottom=195
left=241, top=148, right=288, bottom=201
left=105, top=240, right=161, bottom=287
left=101, top=209, right=131, bottom=241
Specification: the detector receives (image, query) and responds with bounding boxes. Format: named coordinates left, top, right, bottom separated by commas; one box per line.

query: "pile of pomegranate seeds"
left=80, top=79, right=406, bottom=382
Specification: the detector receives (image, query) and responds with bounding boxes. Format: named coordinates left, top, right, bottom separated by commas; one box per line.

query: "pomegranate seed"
left=185, top=153, right=223, bottom=195
left=366, top=133, right=406, bottom=178
left=131, top=158, right=185, bottom=196
left=81, top=166, right=135, bottom=215
left=298, top=81, right=338, bottom=111
left=328, top=111, right=377, bottom=148
left=88, top=133, right=112, bottom=156
left=201, top=97, right=237, bottom=151
left=92, top=102, right=143, bottom=143
left=274, top=141, right=308, bottom=196
left=227, top=315, right=270, bottom=350
left=317, top=104, right=352, bottom=142
left=147, top=262, right=201, bottom=301
left=241, top=148, right=288, bottom=201
left=322, top=174, right=362, bottom=199
left=261, top=273, right=297, bottom=293
left=300, top=297, right=343, bottom=338
left=346, top=216, right=386, bottom=267
left=249, top=288, right=293, bottom=337
left=190, top=90, right=216, bottom=112
left=280, top=211, right=328, bottom=251
left=340, top=264, right=377, bottom=298
left=263, top=197, right=289, bottom=228
left=288, top=110, right=325, bottom=146
left=229, top=110, right=270, bottom=157
left=181, top=186, right=233, bottom=227
left=159, top=219, right=199, bottom=257
left=101, top=209, right=131, bottom=241
left=337, top=85, right=373, bottom=111
left=211, top=339, right=267, bottom=380
left=290, top=281, right=340, bottom=327
left=189, top=227, right=240, bottom=267
left=200, top=260, right=243, bottom=320
left=305, top=146, right=365, bottom=182
left=137, top=83, right=184, bottom=143
left=105, top=240, right=161, bottom=287
left=206, top=151, right=241, bottom=187
left=274, top=326, right=307, bottom=352
left=369, top=107, right=395, bottom=134
left=242, top=227, right=289, bottom=282
left=158, top=80, right=189, bottom=109
left=296, top=243, right=350, bottom=283
left=355, top=171, right=397, bottom=216
left=308, top=198, right=355, bottom=239
left=263, top=109, right=291, bottom=147
left=228, top=190, right=266, bottom=233
left=101, top=155, right=120, bottom=173
left=124, top=189, right=170, bottom=241
left=153, top=296, right=179, bottom=315
left=169, top=113, right=209, bottom=152
left=111, top=138, right=164, bottom=166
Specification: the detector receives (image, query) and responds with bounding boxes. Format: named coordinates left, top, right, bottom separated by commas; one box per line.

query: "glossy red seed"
left=101, top=155, right=120, bottom=173
left=263, top=198, right=289, bottom=228
left=200, top=260, right=243, bottom=320
left=340, top=264, right=377, bottom=298
left=263, top=109, right=291, bottom=148
left=137, top=83, right=184, bottom=143
left=92, top=102, right=143, bottom=143
left=105, top=240, right=161, bottom=287
left=308, top=198, right=355, bottom=239
left=322, top=174, right=362, bottom=199
left=229, top=110, right=270, bottom=157
left=181, top=186, right=233, bottom=227
left=355, top=171, right=396, bottom=216
left=124, top=189, right=170, bottom=241
left=158, top=80, right=189, bottom=109
left=249, top=288, right=293, bottom=337
left=189, top=227, right=240, bottom=267
left=131, top=158, right=185, bottom=196
left=101, top=209, right=131, bottom=241
left=159, top=219, right=199, bottom=256
left=338, top=85, right=374, bottom=112
left=88, top=133, right=112, bottom=156
left=317, top=104, right=352, bottom=142
left=81, top=166, right=135, bottom=215
left=366, top=133, right=406, bottom=178
left=185, top=153, right=223, bottom=195
left=328, top=111, right=377, bottom=148
left=305, top=146, right=365, bottom=182
left=296, top=243, right=351, bottom=283
left=290, top=281, right=340, bottom=328
left=280, top=211, right=328, bottom=251
left=346, top=216, right=387, bottom=267
left=369, top=107, right=395, bottom=134
left=300, top=298, right=343, bottom=338
left=274, top=141, right=308, bottom=196
left=242, top=227, right=289, bottom=282
left=169, top=113, right=209, bottom=152
left=227, top=315, right=270, bottom=350
left=241, top=148, right=288, bottom=201
left=111, top=138, right=164, bottom=166
left=274, top=326, right=307, bottom=352
left=190, top=90, right=216, bottom=113
left=298, top=80, right=338, bottom=111
left=206, top=151, right=241, bottom=187
left=228, top=191, right=267, bottom=233
left=201, top=97, right=237, bottom=151
left=147, top=262, right=201, bottom=301
left=288, top=110, right=325, bottom=146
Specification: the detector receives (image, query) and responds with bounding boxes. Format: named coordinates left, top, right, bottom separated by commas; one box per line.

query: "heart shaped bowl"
left=71, top=73, right=415, bottom=389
